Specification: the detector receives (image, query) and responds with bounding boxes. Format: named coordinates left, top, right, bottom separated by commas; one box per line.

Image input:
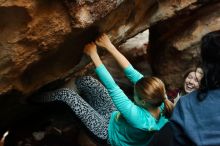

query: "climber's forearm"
left=90, top=53, right=103, bottom=67
left=106, top=44, right=130, bottom=69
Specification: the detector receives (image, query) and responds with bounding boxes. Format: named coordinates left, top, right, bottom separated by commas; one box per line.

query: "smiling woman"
left=183, top=67, right=204, bottom=94
left=171, top=66, right=204, bottom=105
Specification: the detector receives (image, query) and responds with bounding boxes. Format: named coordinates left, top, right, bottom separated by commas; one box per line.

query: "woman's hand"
left=95, top=34, right=113, bottom=50
left=83, top=42, right=97, bottom=57
left=96, top=33, right=130, bottom=69
left=83, top=42, right=103, bottom=67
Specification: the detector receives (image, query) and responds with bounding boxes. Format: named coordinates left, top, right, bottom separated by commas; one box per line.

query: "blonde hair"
left=135, top=76, right=174, bottom=117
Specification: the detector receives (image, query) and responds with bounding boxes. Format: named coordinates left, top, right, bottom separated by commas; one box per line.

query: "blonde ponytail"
left=163, top=97, right=174, bottom=118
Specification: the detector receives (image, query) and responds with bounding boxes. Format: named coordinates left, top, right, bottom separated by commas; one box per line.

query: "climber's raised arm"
left=95, top=34, right=143, bottom=84
left=95, top=34, right=131, bottom=69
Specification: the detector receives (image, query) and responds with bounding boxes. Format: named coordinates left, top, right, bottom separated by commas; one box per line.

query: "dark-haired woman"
left=170, top=30, right=220, bottom=146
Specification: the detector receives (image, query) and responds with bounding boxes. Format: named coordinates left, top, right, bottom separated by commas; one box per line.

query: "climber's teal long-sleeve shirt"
left=95, top=64, right=168, bottom=146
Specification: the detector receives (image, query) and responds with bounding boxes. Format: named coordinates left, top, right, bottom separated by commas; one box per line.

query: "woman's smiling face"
left=184, top=68, right=203, bottom=93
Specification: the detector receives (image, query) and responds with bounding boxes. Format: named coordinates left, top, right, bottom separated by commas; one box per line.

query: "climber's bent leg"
left=42, top=88, right=109, bottom=140
left=76, top=76, right=116, bottom=120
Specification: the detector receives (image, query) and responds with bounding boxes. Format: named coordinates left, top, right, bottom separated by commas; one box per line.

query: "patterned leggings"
left=41, top=76, right=116, bottom=140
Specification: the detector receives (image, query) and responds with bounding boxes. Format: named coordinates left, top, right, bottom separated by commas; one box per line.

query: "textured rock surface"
left=64, top=0, right=125, bottom=28
left=0, top=0, right=200, bottom=97
left=0, top=0, right=72, bottom=95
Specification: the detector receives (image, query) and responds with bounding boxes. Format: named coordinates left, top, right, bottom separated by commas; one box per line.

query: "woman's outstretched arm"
left=96, top=34, right=143, bottom=84
left=95, top=34, right=131, bottom=69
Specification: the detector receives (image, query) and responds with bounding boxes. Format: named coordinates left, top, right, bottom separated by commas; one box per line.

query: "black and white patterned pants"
left=41, top=76, right=116, bottom=140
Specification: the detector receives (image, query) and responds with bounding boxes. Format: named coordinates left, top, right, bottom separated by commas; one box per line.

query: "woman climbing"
left=40, top=34, right=174, bottom=146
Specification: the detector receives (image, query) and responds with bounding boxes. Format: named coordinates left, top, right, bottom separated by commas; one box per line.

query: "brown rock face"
left=64, top=0, right=125, bottom=28
left=1, top=0, right=208, bottom=97
left=0, top=0, right=71, bottom=95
